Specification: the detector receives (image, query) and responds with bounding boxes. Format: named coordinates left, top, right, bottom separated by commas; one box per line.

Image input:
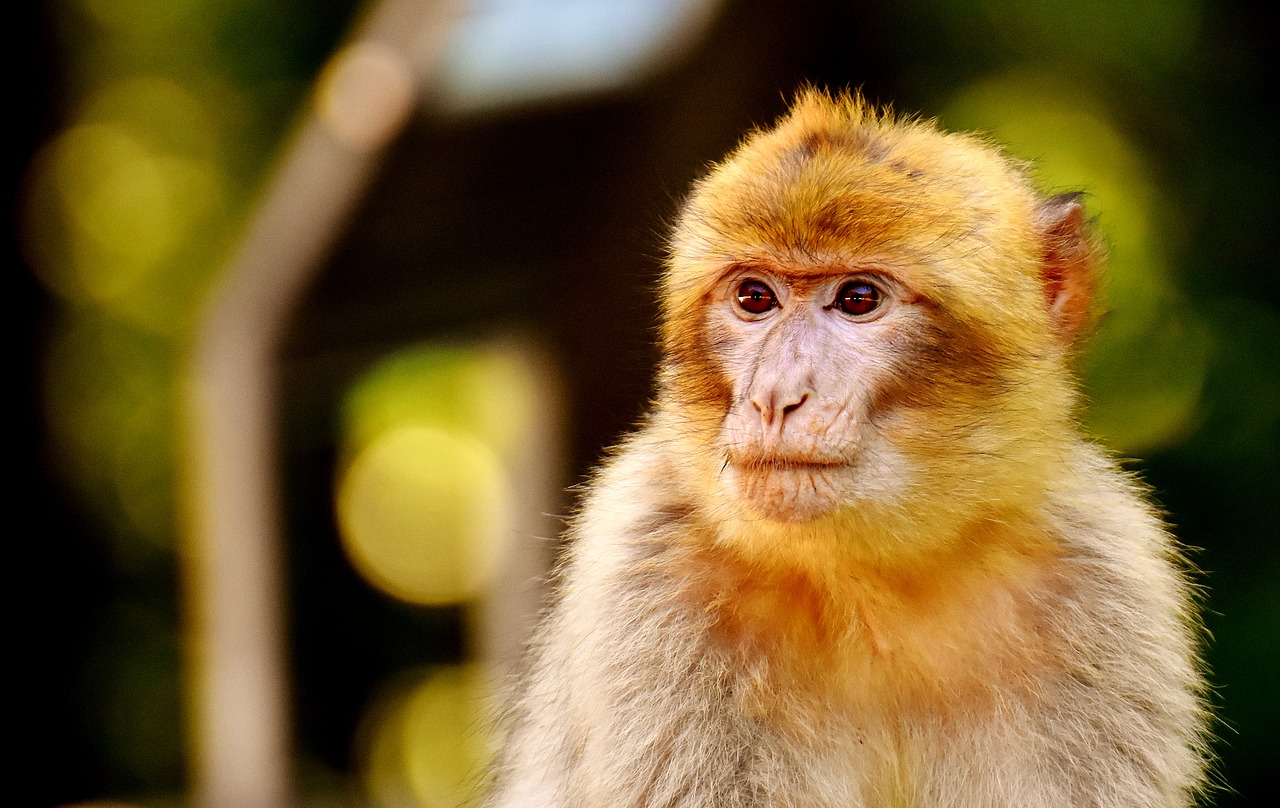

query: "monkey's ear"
left=1036, top=192, right=1095, bottom=344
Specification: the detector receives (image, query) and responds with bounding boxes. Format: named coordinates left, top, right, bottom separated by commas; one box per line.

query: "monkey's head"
left=659, top=90, right=1099, bottom=558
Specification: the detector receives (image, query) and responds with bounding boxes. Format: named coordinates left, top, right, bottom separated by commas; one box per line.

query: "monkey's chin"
left=729, top=464, right=847, bottom=524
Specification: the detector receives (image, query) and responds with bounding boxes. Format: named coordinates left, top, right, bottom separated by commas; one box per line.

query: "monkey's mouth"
left=726, top=451, right=849, bottom=472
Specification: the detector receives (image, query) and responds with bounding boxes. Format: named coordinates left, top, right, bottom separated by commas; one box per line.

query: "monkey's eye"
left=832, top=280, right=882, bottom=317
left=735, top=279, right=778, bottom=315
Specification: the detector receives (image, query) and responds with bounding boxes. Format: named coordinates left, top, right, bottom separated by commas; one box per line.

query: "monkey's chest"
left=695, top=553, right=1059, bottom=726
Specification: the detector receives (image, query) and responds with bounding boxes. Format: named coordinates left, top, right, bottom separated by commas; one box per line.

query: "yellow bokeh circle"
left=360, top=665, right=493, bottom=808
left=336, top=425, right=510, bottom=605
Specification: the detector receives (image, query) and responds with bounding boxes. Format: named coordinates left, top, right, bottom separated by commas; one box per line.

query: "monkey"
left=483, top=90, right=1208, bottom=807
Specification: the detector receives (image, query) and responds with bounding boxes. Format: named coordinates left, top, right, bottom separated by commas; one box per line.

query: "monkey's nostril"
left=782, top=394, right=808, bottom=417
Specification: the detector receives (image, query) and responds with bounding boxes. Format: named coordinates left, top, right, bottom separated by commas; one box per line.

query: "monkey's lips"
left=724, top=452, right=852, bottom=522
left=736, top=457, right=848, bottom=471
left=726, top=448, right=851, bottom=472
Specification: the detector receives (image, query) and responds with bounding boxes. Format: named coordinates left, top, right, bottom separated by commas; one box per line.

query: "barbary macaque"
left=486, top=90, right=1207, bottom=807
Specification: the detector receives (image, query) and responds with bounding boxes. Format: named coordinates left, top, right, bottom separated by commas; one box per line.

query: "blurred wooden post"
left=180, top=2, right=467, bottom=806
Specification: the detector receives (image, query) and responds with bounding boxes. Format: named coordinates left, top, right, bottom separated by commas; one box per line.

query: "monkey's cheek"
left=731, top=466, right=845, bottom=523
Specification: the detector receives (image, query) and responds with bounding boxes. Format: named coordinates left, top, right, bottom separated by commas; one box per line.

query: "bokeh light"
left=358, top=665, right=493, bottom=808
left=943, top=71, right=1208, bottom=454
left=25, top=120, right=222, bottom=315
left=437, top=0, right=721, bottom=112
left=341, top=344, right=539, bottom=460
left=79, top=0, right=208, bottom=37
left=336, top=424, right=511, bottom=606
left=335, top=343, right=541, bottom=606
left=315, top=40, right=416, bottom=153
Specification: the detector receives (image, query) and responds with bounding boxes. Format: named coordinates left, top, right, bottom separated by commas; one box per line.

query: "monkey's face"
left=706, top=260, right=923, bottom=523
left=659, top=93, right=1091, bottom=536
left=688, top=245, right=1075, bottom=534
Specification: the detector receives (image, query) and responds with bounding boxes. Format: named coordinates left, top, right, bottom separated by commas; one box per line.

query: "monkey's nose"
left=751, top=390, right=810, bottom=435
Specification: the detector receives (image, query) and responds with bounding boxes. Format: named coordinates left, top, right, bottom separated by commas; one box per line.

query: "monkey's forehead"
left=680, top=117, right=1037, bottom=266
left=664, top=96, right=1059, bottom=327
left=663, top=99, right=1059, bottom=344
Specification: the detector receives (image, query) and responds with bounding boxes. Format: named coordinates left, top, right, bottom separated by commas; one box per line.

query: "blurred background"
left=13, top=0, right=1276, bottom=806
